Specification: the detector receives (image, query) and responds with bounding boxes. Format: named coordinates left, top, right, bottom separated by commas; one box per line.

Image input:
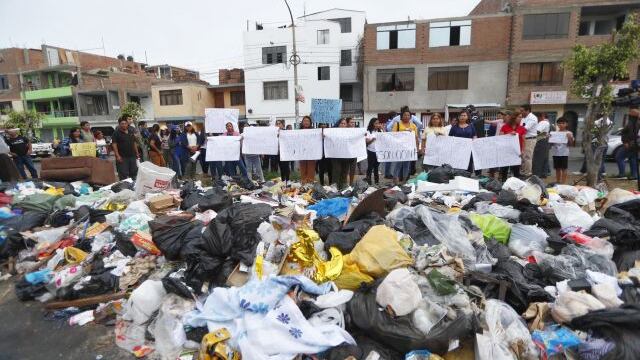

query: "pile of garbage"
left=1, top=161, right=640, bottom=360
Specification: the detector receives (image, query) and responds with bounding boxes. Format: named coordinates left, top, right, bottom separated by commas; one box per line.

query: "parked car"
left=606, top=129, right=623, bottom=161
left=30, top=137, right=55, bottom=158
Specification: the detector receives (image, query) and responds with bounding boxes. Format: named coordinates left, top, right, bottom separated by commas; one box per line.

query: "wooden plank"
left=44, top=291, right=126, bottom=310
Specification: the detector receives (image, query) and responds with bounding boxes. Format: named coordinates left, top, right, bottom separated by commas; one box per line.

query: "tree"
left=564, top=14, right=640, bottom=186
left=2, top=109, right=44, bottom=138
left=120, top=101, right=145, bottom=122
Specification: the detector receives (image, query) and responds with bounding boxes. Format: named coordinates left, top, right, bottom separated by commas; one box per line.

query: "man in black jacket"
left=619, top=107, right=640, bottom=180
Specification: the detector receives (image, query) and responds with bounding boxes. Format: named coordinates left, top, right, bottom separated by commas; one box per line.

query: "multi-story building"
left=151, top=69, right=246, bottom=126
left=146, top=64, right=200, bottom=82
left=362, top=13, right=511, bottom=123
left=0, top=44, right=161, bottom=141
left=472, top=0, right=640, bottom=133
left=243, top=8, right=366, bottom=126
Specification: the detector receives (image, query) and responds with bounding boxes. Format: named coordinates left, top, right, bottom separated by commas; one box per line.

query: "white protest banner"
left=205, top=108, right=239, bottom=134
left=242, top=126, right=279, bottom=155
left=323, top=128, right=367, bottom=159
left=205, top=136, right=241, bottom=161
left=279, top=129, right=323, bottom=161
left=374, top=132, right=417, bottom=163
left=471, top=135, right=521, bottom=170
left=423, top=135, right=472, bottom=170
left=549, top=131, right=569, bottom=144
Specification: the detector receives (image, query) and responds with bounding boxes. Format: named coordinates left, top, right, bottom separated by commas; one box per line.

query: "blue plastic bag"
left=532, top=325, right=582, bottom=357
left=308, top=197, right=350, bottom=218
left=25, top=269, right=53, bottom=285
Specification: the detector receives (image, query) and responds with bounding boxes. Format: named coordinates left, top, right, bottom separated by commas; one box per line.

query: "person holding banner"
left=551, top=117, right=574, bottom=184
left=298, top=116, right=316, bottom=184
left=223, top=122, right=248, bottom=179
left=331, top=118, right=351, bottom=189
left=179, top=122, right=200, bottom=180
left=57, top=127, right=83, bottom=157
left=275, top=120, right=291, bottom=183
left=169, top=126, right=184, bottom=178
left=242, top=125, right=265, bottom=183
left=498, top=111, right=526, bottom=182
left=365, top=118, right=382, bottom=185
left=420, top=113, right=447, bottom=171
left=79, top=121, right=95, bottom=143
left=148, top=124, right=166, bottom=167
left=392, top=109, right=420, bottom=184
left=448, top=110, right=478, bottom=174
left=317, top=123, right=333, bottom=186
left=197, top=125, right=209, bottom=175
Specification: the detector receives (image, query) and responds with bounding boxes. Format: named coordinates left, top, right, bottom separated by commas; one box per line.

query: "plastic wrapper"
left=563, top=232, right=613, bottom=259
left=308, top=197, right=350, bottom=218
left=476, top=299, right=538, bottom=360
left=342, top=225, right=413, bottom=278
left=149, top=294, right=195, bottom=360
left=123, top=279, right=167, bottom=325
left=123, top=200, right=153, bottom=217
left=375, top=268, right=422, bottom=316
left=117, top=213, right=153, bottom=233
left=415, top=205, right=475, bottom=264
left=474, top=202, right=521, bottom=221
left=531, top=326, right=582, bottom=358
left=551, top=290, right=605, bottom=323
left=412, top=298, right=448, bottom=335
left=520, top=180, right=543, bottom=205
left=551, top=201, right=594, bottom=230
left=469, top=213, right=511, bottom=244
left=508, top=224, right=548, bottom=258
left=554, top=184, right=579, bottom=199
left=502, top=177, right=526, bottom=192
left=592, top=283, right=623, bottom=307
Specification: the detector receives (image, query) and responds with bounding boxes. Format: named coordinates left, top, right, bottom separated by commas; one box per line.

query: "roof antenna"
left=304, top=2, right=306, bottom=17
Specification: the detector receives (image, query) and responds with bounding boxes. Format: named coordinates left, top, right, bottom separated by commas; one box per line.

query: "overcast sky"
left=0, top=0, right=479, bottom=83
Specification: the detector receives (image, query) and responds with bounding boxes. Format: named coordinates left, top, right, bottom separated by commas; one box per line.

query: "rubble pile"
left=1, top=161, right=639, bottom=360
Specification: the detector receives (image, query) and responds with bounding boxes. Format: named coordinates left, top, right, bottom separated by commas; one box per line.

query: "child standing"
left=551, top=117, right=574, bottom=184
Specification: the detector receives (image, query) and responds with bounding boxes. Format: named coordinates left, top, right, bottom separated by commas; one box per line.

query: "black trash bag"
left=313, top=216, right=342, bottom=241
left=346, top=280, right=476, bottom=355
left=462, top=192, right=497, bottom=211
left=518, top=204, right=561, bottom=229
left=545, top=230, right=568, bottom=253
left=496, top=190, right=518, bottom=206
left=0, top=228, right=35, bottom=260
left=162, top=277, right=195, bottom=299
left=198, top=188, right=232, bottom=212
left=237, top=177, right=257, bottom=191
left=591, top=216, right=640, bottom=249
left=185, top=327, right=209, bottom=343
left=324, top=213, right=384, bottom=253
left=298, top=300, right=323, bottom=319
left=312, top=183, right=329, bottom=200
left=452, top=168, right=472, bottom=178
left=187, top=203, right=272, bottom=287
left=180, top=192, right=201, bottom=210
left=324, top=343, right=363, bottom=360
left=351, top=179, right=370, bottom=197
left=483, top=178, right=503, bottom=193
left=570, top=305, right=640, bottom=360
left=58, top=271, right=119, bottom=300
left=73, top=205, right=112, bottom=224
left=427, top=165, right=455, bottom=184
left=114, top=231, right=137, bottom=257
left=613, top=249, right=640, bottom=272
left=621, top=279, right=640, bottom=305
left=15, top=278, right=47, bottom=301
left=149, top=215, right=201, bottom=261
left=0, top=211, right=48, bottom=232
left=111, top=180, right=135, bottom=193
left=47, top=210, right=74, bottom=228
left=608, top=199, right=640, bottom=220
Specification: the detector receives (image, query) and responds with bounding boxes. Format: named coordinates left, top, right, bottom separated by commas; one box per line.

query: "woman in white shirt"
left=532, top=113, right=551, bottom=178
left=420, top=113, right=447, bottom=171
left=365, top=118, right=383, bottom=184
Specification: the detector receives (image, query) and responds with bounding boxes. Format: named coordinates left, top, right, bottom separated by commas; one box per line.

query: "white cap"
left=185, top=121, right=193, bottom=127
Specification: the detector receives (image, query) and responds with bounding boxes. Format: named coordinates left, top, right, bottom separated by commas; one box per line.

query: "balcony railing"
left=38, top=110, right=78, bottom=118
left=341, top=101, right=363, bottom=113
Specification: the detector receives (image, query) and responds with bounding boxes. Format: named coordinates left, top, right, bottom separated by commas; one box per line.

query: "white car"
left=30, top=138, right=55, bottom=158
left=606, top=129, right=623, bottom=160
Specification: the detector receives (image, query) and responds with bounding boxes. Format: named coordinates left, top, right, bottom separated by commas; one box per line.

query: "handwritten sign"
left=205, top=108, right=239, bottom=134
left=70, top=142, right=96, bottom=157
left=549, top=131, right=569, bottom=144
left=423, top=135, right=472, bottom=170
left=242, top=126, right=279, bottom=155
left=471, top=135, right=521, bottom=170
left=311, top=99, right=342, bottom=124
left=279, top=129, right=323, bottom=161
left=374, top=132, right=417, bottom=163
left=205, top=136, right=241, bottom=161
left=323, top=128, right=367, bottom=159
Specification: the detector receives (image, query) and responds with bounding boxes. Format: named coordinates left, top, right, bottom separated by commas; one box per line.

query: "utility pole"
left=284, top=0, right=300, bottom=126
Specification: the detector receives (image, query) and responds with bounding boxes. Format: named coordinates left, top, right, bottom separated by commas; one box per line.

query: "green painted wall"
left=23, top=86, right=73, bottom=101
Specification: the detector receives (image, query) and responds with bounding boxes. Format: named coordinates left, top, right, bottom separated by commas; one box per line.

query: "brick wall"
left=218, top=68, right=245, bottom=85
left=0, top=48, right=45, bottom=101
left=363, top=15, right=511, bottom=67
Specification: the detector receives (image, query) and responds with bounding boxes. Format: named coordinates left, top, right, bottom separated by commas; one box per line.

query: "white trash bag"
left=135, top=161, right=176, bottom=198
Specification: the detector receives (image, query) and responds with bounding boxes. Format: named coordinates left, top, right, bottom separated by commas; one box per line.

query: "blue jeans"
left=209, top=161, right=224, bottom=180
left=171, top=153, right=183, bottom=177
left=244, top=155, right=264, bottom=182
left=14, top=155, right=38, bottom=179
left=394, top=161, right=411, bottom=180
left=224, top=160, right=248, bottom=178
left=616, top=147, right=639, bottom=178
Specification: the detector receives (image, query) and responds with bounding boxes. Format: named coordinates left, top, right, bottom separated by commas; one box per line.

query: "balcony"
left=23, top=86, right=73, bottom=101
left=38, top=109, right=79, bottom=128
left=341, top=101, right=363, bottom=115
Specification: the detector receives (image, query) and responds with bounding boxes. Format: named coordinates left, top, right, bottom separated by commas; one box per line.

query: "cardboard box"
left=148, top=194, right=176, bottom=212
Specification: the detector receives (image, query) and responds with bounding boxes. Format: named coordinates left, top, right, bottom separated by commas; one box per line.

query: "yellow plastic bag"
left=314, top=247, right=343, bottom=283
left=347, top=225, right=413, bottom=278
left=45, top=187, right=65, bottom=196
left=334, top=257, right=374, bottom=290
left=64, top=246, right=88, bottom=264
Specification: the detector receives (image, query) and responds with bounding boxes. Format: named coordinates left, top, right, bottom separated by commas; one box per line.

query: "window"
left=340, top=50, right=352, bottom=66
left=522, top=13, right=570, bottom=39
left=262, top=46, right=287, bottom=64
left=318, top=66, right=330, bottom=81
left=0, top=101, right=12, bottom=113
left=518, top=62, right=564, bottom=86
left=0, top=75, right=9, bottom=90
left=580, top=18, right=618, bottom=36
left=376, top=23, right=416, bottom=50
left=340, top=84, right=353, bottom=102
left=376, top=68, right=415, bottom=92
left=159, top=89, right=183, bottom=106
left=429, top=20, right=471, bottom=47
left=317, top=29, right=330, bottom=45
left=230, top=91, right=245, bottom=106
left=264, top=81, right=288, bottom=100
left=428, top=66, right=469, bottom=90
left=329, top=17, right=352, bottom=33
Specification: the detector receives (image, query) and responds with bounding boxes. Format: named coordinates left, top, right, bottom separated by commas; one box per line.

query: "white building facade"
left=243, top=8, right=365, bottom=126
